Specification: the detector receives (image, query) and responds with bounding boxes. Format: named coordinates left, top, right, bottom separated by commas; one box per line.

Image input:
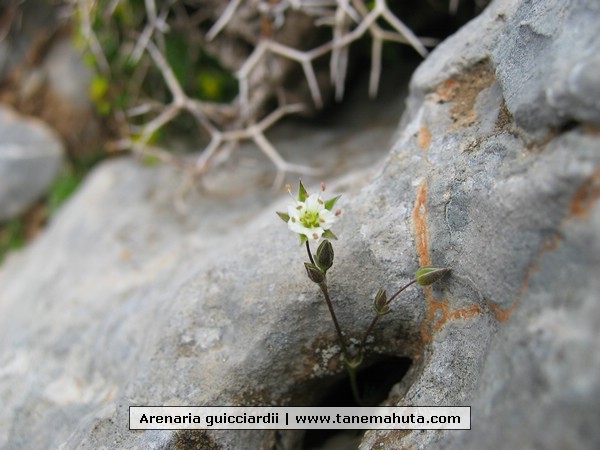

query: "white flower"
left=288, top=192, right=337, bottom=241
left=277, top=180, right=341, bottom=243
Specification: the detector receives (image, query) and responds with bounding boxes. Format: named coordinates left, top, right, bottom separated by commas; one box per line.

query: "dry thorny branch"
left=77, top=0, right=443, bottom=192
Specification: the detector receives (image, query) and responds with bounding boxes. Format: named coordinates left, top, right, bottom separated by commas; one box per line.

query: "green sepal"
left=304, top=262, right=325, bottom=284
left=276, top=211, right=290, bottom=222
left=315, top=239, right=334, bottom=272
left=299, top=234, right=308, bottom=246
left=416, top=266, right=451, bottom=286
left=324, top=195, right=341, bottom=211
left=343, top=355, right=363, bottom=370
left=298, top=179, right=308, bottom=202
left=322, top=229, right=338, bottom=240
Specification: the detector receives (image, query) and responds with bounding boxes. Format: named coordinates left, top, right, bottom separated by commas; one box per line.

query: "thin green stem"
left=306, top=241, right=348, bottom=355
left=306, top=240, right=362, bottom=404
left=386, top=278, right=418, bottom=305
left=305, top=240, right=315, bottom=266
left=346, top=363, right=364, bottom=406
left=319, top=281, right=363, bottom=405
left=317, top=281, right=350, bottom=358
left=359, top=315, right=380, bottom=355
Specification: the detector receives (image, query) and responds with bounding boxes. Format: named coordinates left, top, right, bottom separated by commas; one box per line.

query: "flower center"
left=300, top=209, right=321, bottom=229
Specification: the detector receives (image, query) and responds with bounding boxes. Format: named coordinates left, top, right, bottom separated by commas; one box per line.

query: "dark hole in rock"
left=301, top=355, right=412, bottom=450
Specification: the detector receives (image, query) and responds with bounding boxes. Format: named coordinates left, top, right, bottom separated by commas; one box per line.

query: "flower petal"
left=318, top=209, right=336, bottom=229
left=288, top=220, right=308, bottom=235
left=305, top=193, right=322, bottom=211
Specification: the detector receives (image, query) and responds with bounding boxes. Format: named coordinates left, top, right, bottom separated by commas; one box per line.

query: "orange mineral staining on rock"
left=412, top=180, right=481, bottom=343
left=434, top=59, right=496, bottom=131
left=570, top=169, right=600, bottom=219
left=417, top=125, right=431, bottom=149
left=487, top=234, right=561, bottom=323
left=412, top=180, right=431, bottom=268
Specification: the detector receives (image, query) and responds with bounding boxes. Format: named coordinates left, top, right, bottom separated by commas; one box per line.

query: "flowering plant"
left=277, top=180, right=450, bottom=405
left=277, top=181, right=340, bottom=244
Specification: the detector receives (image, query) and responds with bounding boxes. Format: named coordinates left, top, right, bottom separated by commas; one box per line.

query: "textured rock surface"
left=0, top=0, right=102, bottom=158
left=0, top=70, right=408, bottom=449
left=0, top=105, right=65, bottom=221
left=361, top=0, right=600, bottom=448
left=1, top=0, right=599, bottom=449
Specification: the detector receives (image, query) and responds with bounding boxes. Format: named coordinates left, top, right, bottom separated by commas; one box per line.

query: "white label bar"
left=130, top=406, right=470, bottom=430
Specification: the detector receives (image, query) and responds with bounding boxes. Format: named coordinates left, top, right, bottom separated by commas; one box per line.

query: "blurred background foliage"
left=77, top=0, right=238, bottom=120
left=0, top=0, right=488, bottom=262
left=75, top=0, right=487, bottom=153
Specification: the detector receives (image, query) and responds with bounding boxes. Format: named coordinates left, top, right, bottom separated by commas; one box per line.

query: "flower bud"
left=316, top=240, right=334, bottom=272
left=374, top=288, right=390, bottom=315
left=304, top=262, right=325, bottom=284
left=416, top=266, right=451, bottom=286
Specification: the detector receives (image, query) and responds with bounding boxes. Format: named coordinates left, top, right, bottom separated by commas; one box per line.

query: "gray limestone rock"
left=0, top=106, right=65, bottom=221
left=0, top=71, right=408, bottom=449
left=0, top=0, right=599, bottom=449
left=0, top=0, right=102, bottom=160
left=492, top=0, right=600, bottom=138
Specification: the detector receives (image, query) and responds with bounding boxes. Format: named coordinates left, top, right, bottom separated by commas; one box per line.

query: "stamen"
left=286, top=185, right=299, bottom=202
left=320, top=182, right=326, bottom=192
left=335, top=209, right=342, bottom=216
left=312, top=232, right=319, bottom=240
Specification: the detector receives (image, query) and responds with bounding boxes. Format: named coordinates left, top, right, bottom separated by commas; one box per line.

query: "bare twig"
left=79, top=0, right=444, bottom=192
left=206, top=0, right=242, bottom=41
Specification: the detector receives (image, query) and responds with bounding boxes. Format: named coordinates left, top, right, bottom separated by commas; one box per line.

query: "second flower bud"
left=315, top=239, right=334, bottom=272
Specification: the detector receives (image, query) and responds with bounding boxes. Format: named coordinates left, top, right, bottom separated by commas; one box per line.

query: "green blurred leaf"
left=47, top=170, right=84, bottom=217
left=165, top=34, right=191, bottom=88
left=0, top=218, right=26, bottom=263
left=142, top=154, right=160, bottom=167
left=197, top=72, right=222, bottom=100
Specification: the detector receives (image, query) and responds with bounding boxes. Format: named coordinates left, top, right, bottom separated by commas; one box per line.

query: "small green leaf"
left=322, top=229, right=338, bottom=240
left=416, top=266, right=451, bottom=286
left=324, top=195, right=341, bottom=211
left=304, top=262, right=325, bottom=284
left=298, top=179, right=308, bottom=202
left=276, top=211, right=290, bottom=222
left=299, top=234, right=308, bottom=246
